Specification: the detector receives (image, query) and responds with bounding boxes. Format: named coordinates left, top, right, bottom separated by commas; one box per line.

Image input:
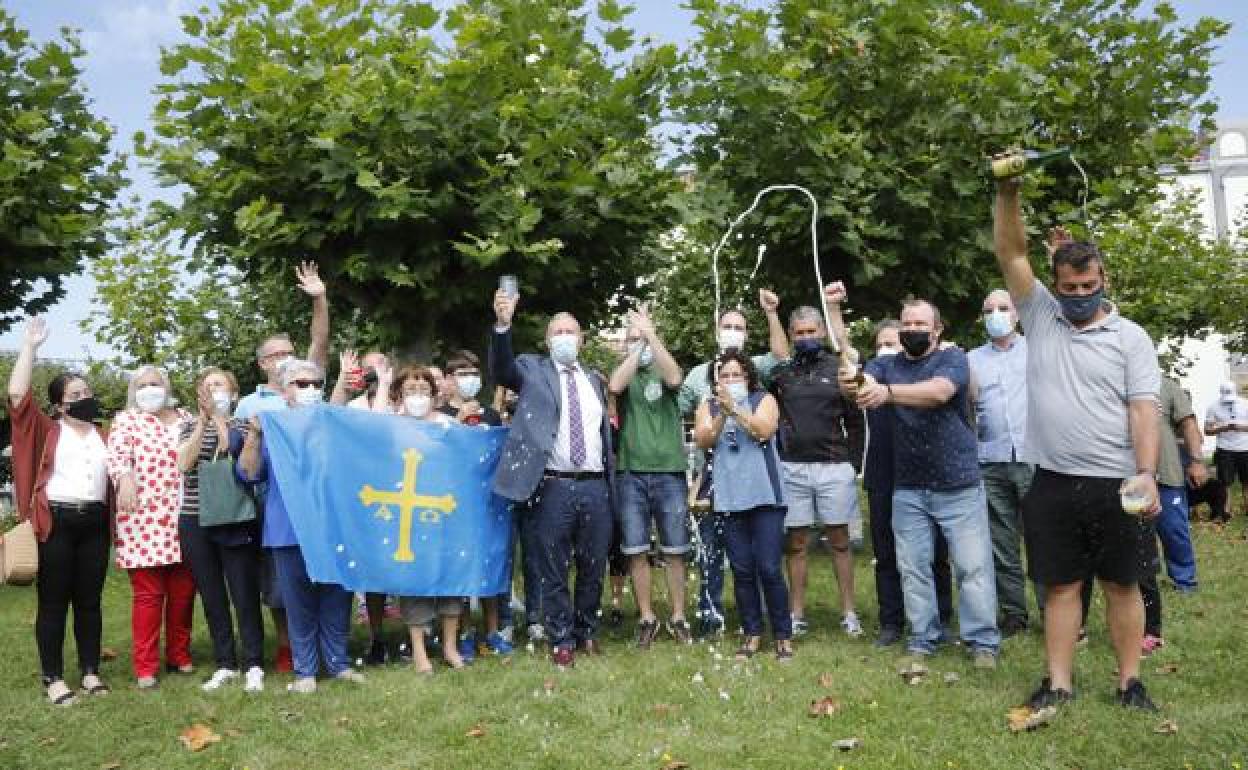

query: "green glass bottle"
left=987, top=147, right=1071, bottom=179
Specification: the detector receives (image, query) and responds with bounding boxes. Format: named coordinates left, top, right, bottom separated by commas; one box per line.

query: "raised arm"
left=992, top=177, right=1036, bottom=301
left=488, top=289, right=524, bottom=392
left=329, top=350, right=357, bottom=406
left=821, top=282, right=851, bottom=354
left=7, top=318, right=48, bottom=403
left=760, top=289, right=789, bottom=360
left=177, top=382, right=216, bottom=472
left=296, top=261, right=330, bottom=369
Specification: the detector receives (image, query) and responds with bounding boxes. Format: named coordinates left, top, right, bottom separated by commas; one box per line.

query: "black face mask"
left=899, top=330, right=932, bottom=358
left=64, top=396, right=102, bottom=423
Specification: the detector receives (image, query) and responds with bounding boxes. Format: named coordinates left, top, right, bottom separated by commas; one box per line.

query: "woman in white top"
left=6, top=319, right=113, bottom=705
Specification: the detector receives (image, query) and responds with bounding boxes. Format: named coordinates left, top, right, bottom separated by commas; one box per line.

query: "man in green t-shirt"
left=609, top=307, right=691, bottom=648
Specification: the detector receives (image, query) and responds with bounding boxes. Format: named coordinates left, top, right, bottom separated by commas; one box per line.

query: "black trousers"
left=868, top=488, right=953, bottom=632
left=36, top=504, right=110, bottom=682
left=178, top=515, right=264, bottom=670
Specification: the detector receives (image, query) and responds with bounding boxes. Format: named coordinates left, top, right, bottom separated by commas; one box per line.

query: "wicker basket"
left=1, top=519, right=38, bottom=586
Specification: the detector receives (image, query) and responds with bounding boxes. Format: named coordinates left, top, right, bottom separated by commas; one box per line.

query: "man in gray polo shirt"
left=994, top=178, right=1162, bottom=713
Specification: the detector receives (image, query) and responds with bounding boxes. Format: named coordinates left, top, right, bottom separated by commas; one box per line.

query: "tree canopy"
left=141, top=0, right=680, bottom=358
left=0, top=9, right=124, bottom=332
left=658, top=0, right=1230, bottom=349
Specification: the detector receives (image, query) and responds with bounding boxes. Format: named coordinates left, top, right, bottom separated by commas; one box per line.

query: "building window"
left=1220, top=131, right=1247, bottom=158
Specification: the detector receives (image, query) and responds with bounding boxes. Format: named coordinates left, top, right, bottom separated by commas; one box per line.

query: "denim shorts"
left=782, top=461, right=859, bottom=529
left=617, top=472, right=690, bottom=555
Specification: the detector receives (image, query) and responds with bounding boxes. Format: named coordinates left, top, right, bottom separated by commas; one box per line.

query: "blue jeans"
left=617, top=472, right=690, bottom=555
left=523, top=476, right=612, bottom=650
left=893, top=485, right=1000, bottom=655
left=695, top=512, right=727, bottom=630
left=1157, top=484, right=1197, bottom=590
left=271, top=546, right=353, bottom=678
left=721, top=505, right=792, bottom=639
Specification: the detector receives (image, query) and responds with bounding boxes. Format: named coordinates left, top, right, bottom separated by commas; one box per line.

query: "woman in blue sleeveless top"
left=694, top=351, right=793, bottom=661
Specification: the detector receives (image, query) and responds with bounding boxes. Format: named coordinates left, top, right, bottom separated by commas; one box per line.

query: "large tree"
left=0, top=10, right=124, bottom=332
left=659, top=0, right=1230, bottom=346
left=141, top=0, right=680, bottom=358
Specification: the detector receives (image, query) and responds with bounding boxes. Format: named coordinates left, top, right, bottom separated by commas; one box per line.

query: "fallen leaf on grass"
left=833, top=738, right=861, bottom=751
left=660, top=761, right=689, bottom=770
left=808, top=696, right=842, bottom=717
left=177, top=724, right=222, bottom=752
left=1006, top=705, right=1057, bottom=733
left=278, top=710, right=301, bottom=722
left=465, top=723, right=486, bottom=738
left=898, top=661, right=929, bottom=685
left=543, top=678, right=556, bottom=695
left=653, top=703, right=681, bottom=717
left=38, top=737, right=57, bottom=747
left=99, top=762, right=122, bottom=770
left=817, top=672, right=835, bottom=688
left=1156, top=662, right=1179, bottom=675
left=335, top=716, right=351, bottom=727
left=1154, top=719, right=1179, bottom=735
left=100, top=647, right=118, bottom=661
left=943, top=672, right=961, bottom=685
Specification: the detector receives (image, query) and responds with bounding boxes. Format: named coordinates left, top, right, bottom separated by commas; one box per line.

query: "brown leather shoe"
left=551, top=646, right=575, bottom=668
left=576, top=639, right=604, bottom=657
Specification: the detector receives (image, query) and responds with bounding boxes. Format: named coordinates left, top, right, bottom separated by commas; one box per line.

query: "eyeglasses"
left=293, top=379, right=324, bottom=389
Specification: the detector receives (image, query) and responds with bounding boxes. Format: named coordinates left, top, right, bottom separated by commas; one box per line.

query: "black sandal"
left=81, top=674, right=110, bottom=695
left=45, top=680, right=77, bottom=706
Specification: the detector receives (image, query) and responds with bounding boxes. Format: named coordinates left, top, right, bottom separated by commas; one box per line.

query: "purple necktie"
left=564, top=367, right=586, bottom=467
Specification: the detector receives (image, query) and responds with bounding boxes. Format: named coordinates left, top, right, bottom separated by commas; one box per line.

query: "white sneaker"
left=201, top=668, right=239, bottom=692
left=243, top=666, right=265, bottom=693
left=841, top=612, right=865, bottom=638
left=333, top=668, right=366, bottom=684
left=286, top=677, right=317, bottom=694
left=526, top=623, right=547, bottom=642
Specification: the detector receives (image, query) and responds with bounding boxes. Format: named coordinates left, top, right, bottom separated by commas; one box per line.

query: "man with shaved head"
left=968, top=289, right=1036, bottom=638
left=489, top=290, right=614, bottom=669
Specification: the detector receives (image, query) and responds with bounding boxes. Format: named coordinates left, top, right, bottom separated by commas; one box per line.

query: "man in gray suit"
left=489, top=288, right=614, bottom=669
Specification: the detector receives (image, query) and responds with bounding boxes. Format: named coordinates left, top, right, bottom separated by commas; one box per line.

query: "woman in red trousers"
left=106, top=365, right=195, bottom=688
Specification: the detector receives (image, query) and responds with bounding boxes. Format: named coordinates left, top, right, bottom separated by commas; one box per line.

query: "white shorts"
left=782, top=461, right=859, bottom=529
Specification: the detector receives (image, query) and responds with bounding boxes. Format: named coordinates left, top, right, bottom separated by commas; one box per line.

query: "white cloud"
left=81, top=0, right=192, bottom=65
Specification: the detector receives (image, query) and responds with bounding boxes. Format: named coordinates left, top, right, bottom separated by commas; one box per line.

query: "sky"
left=2, top=0, right=1246, bottom=359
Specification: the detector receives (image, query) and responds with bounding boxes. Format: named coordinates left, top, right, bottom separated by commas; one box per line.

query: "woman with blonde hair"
left=177, top=367, right=266, bottom=693
left=106, top=364, right=195, bottom=688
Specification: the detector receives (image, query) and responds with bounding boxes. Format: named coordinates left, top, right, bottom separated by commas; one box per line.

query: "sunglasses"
left=293, top=379, right=324, bottom=389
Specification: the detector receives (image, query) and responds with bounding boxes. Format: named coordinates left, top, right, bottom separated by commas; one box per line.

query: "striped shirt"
left=178, top=418, right=238, bottom=514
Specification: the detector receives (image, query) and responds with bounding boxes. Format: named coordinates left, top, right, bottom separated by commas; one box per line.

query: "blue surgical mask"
left=455, top=374, right=482, bottom=400
left=984, top=310, right=1014, bottom=339
left=1056, top=287, right=1104, bottom=323
left=794, top=338, right=822, bottom=356
left=726, top=382, right=748, bottom=402
left=549, top=333, right=579, bottom=365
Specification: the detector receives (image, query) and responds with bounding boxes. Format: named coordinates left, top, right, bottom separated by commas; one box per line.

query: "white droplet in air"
left=382, top=538, right=390, bottom=545
left=348, top=561, right=356, bottom=569
left=336, top=544, right=345, bottom=553
left=718, top=689, right=730, bottom=701
left=691, top=671, right=704, bottom=684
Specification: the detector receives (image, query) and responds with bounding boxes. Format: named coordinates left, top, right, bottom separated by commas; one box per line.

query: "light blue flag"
left=260, top=405, right=512, bottom=596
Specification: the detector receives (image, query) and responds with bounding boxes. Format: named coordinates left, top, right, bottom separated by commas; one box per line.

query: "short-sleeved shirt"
left=234, top=385, right=287, bottom=420
left=768, top=349, right=865, bottom=469
left=1157, top=378, right=1195, bottom=488
left=1205, top=398, right=1248, bottom=452
left=967, top=335, right=1028, bottom=463
left=178, top=418, right=240, bottom=514
left=1016, top=280, right=1161, bottom=478
left=617, top=367, right=685, bottom=473
left=870, top=346, right=979, bottom=490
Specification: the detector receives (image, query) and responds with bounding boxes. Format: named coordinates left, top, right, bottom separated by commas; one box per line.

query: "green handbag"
left=198, top=448, right=257, bottom=528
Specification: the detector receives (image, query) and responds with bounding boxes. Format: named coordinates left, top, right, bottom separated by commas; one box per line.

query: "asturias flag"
left=260, top=405, right=512, bottom=597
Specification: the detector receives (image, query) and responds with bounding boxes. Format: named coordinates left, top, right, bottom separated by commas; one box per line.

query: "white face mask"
left=135, top=385, right=167, bottom=413
left=211, top=390, right=234, bottom=416
left=455, top=375, right=482, bottom=400
left=717, top=328, right=746, bottom=353
left=294, top=387, right=322, bottom=406
left=404, top=394, right=432, bottom=418
left=273, top=356, right=294, bottom=378
left=984, top=309, right=1015, bottom=339
left=876, top=345, right=899, bottom=357
left=549, top=332, right=579, bottom=365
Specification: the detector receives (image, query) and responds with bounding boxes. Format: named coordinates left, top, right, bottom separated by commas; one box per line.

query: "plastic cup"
left=1119, top=479, right=1150, bottom=516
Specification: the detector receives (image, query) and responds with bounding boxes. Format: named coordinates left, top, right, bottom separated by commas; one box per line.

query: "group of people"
left=7, top=178, right=1242, bottom=716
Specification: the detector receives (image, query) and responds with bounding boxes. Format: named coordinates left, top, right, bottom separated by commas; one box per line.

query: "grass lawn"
left=1, top=521, right=1246, bottom=769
